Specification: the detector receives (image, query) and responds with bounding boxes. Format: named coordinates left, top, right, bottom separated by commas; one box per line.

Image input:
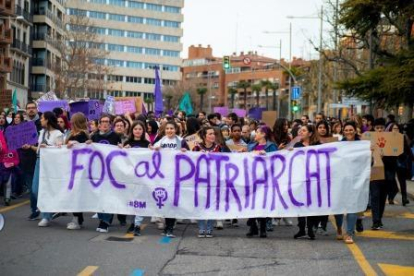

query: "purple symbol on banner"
left=152, top=187, right=168, bottom=209
left=99, top=140, right=110, bottom=145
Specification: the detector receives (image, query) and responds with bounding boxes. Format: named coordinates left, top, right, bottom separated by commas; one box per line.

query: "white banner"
left=38, top=142, right=371, bottom=219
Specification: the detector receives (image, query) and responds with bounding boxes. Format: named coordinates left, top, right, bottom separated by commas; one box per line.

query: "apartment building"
left=66, top=0, right=184, bottom=100
left=30, top=0, right=66, bottom=99
left=7, top=0, right=32, bottom=106
left=0, top=0, right=14, bottom=110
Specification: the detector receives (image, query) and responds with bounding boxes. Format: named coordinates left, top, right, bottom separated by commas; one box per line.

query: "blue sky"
left=182, top=0, right=327, bottom=61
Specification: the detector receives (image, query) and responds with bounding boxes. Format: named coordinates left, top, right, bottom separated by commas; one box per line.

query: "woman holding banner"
left=123, top=120, right=151, bottom=236
left=293, top=124, right=320, bottom=240
left=22, top=111, right=64, bottom=227
left=151, top=120, right=189, bottom=238
left=246, top=126, right=278, bottom=238
left=193, top=126, right=223, bottom=238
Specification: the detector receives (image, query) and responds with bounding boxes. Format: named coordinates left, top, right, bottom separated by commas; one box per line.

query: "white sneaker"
left=38, top=218, right=50, bottom=227
left=216, top=220, right=224, bottom=229
left=282, top=218, right=293, bottom=226
left=157, top=222, right=165, bottom=230
left=190, top=220, right=197, bottom=224
left=151, top=217, right=158, bottom=223
left=91, top=213, right=98, bottom=219
left=411, top=177, right=414, bottom=181
left=273, top=219, right=281, bottom=226
left=67, top=217, right=81, bottom=230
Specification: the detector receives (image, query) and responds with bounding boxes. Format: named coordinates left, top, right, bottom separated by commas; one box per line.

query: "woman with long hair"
left=57, top=115, right=71, bottom=143
left=272, top=118, right=291, bottom=150
left=147, top=120, right=159, bottom=145
left=65, top=113, right=90, bottom=230
left=22, top=111, right=64, bottom=225
left=246, top=126, right=278, bottom=238
left=293, top=124, right=320, bottom=240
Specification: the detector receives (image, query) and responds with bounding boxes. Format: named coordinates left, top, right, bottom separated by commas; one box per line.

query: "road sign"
left=243, top=57, right=251, bottom=65
left=291, top=86, right=302, bottom=100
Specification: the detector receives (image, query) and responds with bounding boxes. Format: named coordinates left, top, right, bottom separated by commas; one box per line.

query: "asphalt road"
left=0, top=195, right=413, bottom=276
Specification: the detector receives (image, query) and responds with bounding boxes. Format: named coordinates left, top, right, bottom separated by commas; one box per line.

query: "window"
left=89, top=42, right=105, bottom=50
left=108, top=91, right=122, bottom=97
left=126, top=61, right=142, bottom=68
left=163, top=50, right=180, bottom=57
left=146, top=33, right=161, bottom=41
left=164, top=21, right=180, bottom=28
left=90, top=0, right=106, bottom=3
left=108, top=44, right=124, bottom=52
left=163, top=79, right=177, bottom=86
left=144, top=78, right=155, bottom=84
left=109, top=13, right=125, bottom=21
left=69, top=9, right=87, bottom=16
left=69, top=24, right=87, bottom=32
left=165, top=6, right=181, bottom=13
left=109, top=75, right=123, bottom=82
left=146, top=18, right=162, bottom=26
left=146, top=48, right=161, bottom=56
left=126, top=76, right=141, bottom=83
left=108, top=59, right=124, bottom=67
left=93, top=58, right=106, bottom=65
left=127, top=31, right=143, bottom=39
left=129, top=1, right=144, bottom=9
left=162, top=65, right=179, bottom=72
left=146, top=3, right=162, bottom=11
left=128, top=16, right=143, bottom=24
left=164, top=35, right=180, bottom=43
left=125, top=91, right=141, bottom=97
left=89, top=11, right=106, bottom=19
left=90, top=27, right=106, bottom=35
left=108, top=29, right=124, bottom=37
left=127, top=46, right=142, bottom=54
left=109, top=0, right=125, bottom=6
left=144, top=63, right=158, bottom=70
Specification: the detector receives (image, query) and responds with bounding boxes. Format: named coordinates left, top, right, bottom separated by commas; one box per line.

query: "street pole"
left=317, top=7, right=323, bottom=114
left=288, top=22, right=292, bottom=121
left=332, top=0, right=339, bottom=118
left=207, top=60, right=212, bottom=113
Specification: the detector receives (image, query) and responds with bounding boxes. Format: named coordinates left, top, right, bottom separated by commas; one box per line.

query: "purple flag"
left=5, top=121, right=38, bottom=150
left=141, top=102, right=147, bottom=115
left=154, top=67, right=164, bottom=115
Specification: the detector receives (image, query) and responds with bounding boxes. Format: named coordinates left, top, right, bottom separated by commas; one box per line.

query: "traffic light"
left=223, top=56, right=231, bottom=70
left=292, top=100, right=300, bottom=112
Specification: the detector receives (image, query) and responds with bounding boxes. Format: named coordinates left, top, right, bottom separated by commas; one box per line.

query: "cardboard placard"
left=361, top=132, right=403, bottom=156
left=371, top=149, right=385, bottom=181
left=5, top=121, right=38, bottom=150
left=115, top=99, right=136, bottom=115
left=115, top=97, right=143, bottom=114
left=227, top=144, right=247, bottom=152
left=261, top=111, right=277, bottom=129
left=320, top=137, right=339, bottom=144
left=37, top=91, right=59, bottom=102
left=184, top=134, right=202, bottom=150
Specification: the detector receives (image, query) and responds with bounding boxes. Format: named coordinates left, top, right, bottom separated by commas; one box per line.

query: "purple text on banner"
left=38, top=100, right=69, bottom=113
left=88, top=100, right=102, bottom=120
left=213, top=107, right=229, bottom=117
left=232, top=108, right=246, bottom=118
left=5, top=121, right=38, bottom=150
left=115, top=99, right=136, bottom=115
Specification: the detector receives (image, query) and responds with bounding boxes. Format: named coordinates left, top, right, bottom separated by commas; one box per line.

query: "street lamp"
left=287, top=6, right=324, bottom=114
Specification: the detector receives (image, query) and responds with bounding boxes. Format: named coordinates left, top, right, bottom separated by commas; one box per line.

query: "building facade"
left=66, top=0, right=183, bottom=100
left=7, top=0, right=32, bottom=107
left=0, top=0, right=14, bottom=110
left=182, top=45, right=288, bottom=112
left=31, top=0, right=66, bottom=99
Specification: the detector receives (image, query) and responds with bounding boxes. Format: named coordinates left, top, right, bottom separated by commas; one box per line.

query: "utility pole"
left=332, top=0, right=339, bottom=118
left=288, top=22, right=292, bottom=120
left=317, top=6, right=324, bottom=114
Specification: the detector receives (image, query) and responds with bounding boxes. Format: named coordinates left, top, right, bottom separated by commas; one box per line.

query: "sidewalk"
left=407, top=180, right=414, bottom=200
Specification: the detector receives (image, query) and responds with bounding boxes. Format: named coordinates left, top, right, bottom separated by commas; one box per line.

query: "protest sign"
left=115, top=99, right=136, bottom=115
left=261, top=111, right=277, bottom=129
left=69, top=102, right=89, bottom=116
left=249, top=107, right=266, bottom=120
left=361, top=132, right=403, bottom=156
left=38, top=100, right=69, bottom=113
left=5, top=121, right=38, bottom=150
left=213, top=107, right=229, bottom=117
left=232, top=108, right=247, bottom=118
left=227, top=144, right=247, bottom=152
left=88, top=100, right=102, bottom=120
left=184, top=134, right=202, bottom=150
left=116, top=97, right=143, bottom=114
left=37, top=91, right=59, bottom=102
left=102, top=96, right=115, bottom=115
left=371, top=149, right=385, bottom=181
left=38, top=141, right=371, bottom=219
left=320, top=137, right=339, bottom=144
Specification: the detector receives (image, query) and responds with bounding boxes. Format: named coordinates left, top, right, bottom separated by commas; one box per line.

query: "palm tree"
left=165, top=94, right=173, bottom=110
left=228, top=87, right=238, bottom=108
left=196, top=87, right=207, bottom=112
left=269, top=82, right=280, bottom=111
left=237, top=80, right=250, bottom=111
left=144, top=96, right=154, bottom=112
left=260, top=80, right=272, bottom=110
left=251, top=84, right=263, bottom=107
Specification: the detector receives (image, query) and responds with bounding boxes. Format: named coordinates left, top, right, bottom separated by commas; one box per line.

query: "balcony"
left=11, top=38, right=32, bottom=55
left=0, top=89, right=12, bottom=109
left=0, top=26, right=12, bottom=45
left=32, top=33, right=63, bottom=52
left=15, top=5, right=33, bottom=23
left=0, top=0, right=15, bottom=16
left=0, top=55, right=12, bottom=73
left=34, top=9, right=64, bottom=30
left=32, top=57, right=53, bottom=70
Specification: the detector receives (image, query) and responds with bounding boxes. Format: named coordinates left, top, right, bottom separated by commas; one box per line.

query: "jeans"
left=134, top=216, right=144, bottom=226
left=198, top=220, right=214, bottom=232
left=23, top=170, right=34, bottom=192
left=98, top=213, right=113, bottom=224
left=165, top=218, right=176, bottom=232
left=31, top=159, right=40, bottom=215
left=335, top=213, right=358, bottom=236
left=2, top=175, right=12, bottom=199
left=370, top=180, right=387, bottom=224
